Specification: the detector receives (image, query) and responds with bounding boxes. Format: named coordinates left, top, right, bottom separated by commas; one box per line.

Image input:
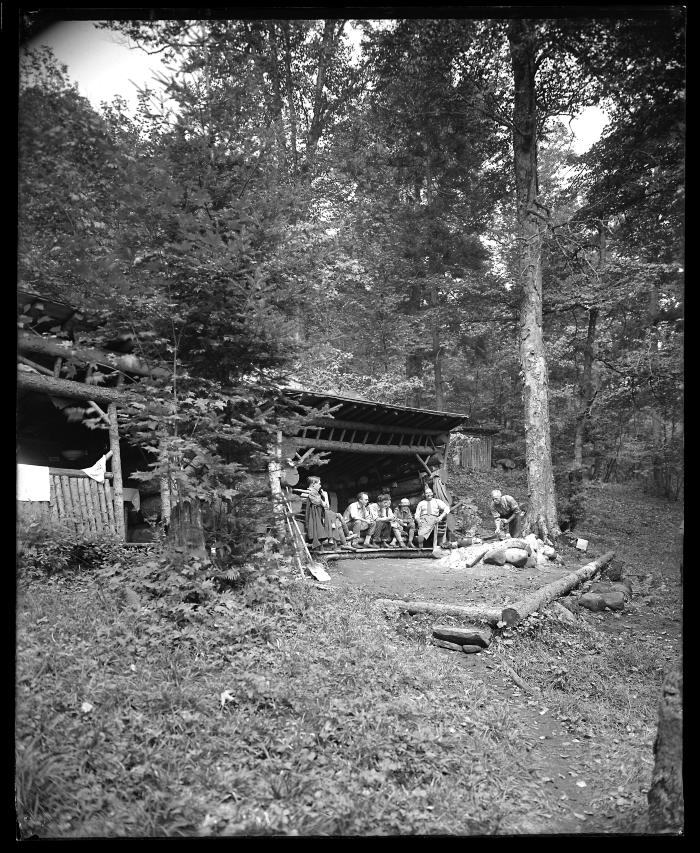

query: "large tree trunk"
left=573, top=306, right=599, bottom=469
left=648, top=659, right=684, bottom=833
left=573, top=223, right=602, bottom=469
left=508, top=21, right=560, bottom=540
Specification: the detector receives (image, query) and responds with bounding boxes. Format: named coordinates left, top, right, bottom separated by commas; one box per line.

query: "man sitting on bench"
left=343, top=491, right=377, bottom=549
left=414, top=487, right=449, bottom=550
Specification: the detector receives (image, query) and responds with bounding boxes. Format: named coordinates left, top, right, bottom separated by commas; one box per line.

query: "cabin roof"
left=284, top=389, right=473, bottom=433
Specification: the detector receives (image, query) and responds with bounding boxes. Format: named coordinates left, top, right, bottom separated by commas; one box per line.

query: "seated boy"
left=393, top=498, right=416, bottom=547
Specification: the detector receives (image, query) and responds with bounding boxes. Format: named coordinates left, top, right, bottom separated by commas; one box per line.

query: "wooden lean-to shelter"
left=269, top=390, right=497, bottom=558
left=16, top=290, right=167, bottom=540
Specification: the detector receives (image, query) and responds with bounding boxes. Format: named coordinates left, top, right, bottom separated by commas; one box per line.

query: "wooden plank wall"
left=17, top=469, right=121, bottom=537
left=452, top=435, right=493, bottom=471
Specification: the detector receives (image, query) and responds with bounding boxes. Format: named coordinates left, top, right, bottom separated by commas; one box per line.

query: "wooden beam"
left=17, top=370, right=135, bottom=405
left=48, top=467, right=113, bottom=479
left=305, top=417, right=458, bottom=436
left=290, top=437, right=438, bottom=456
left=18, top=330, right=169, bottom=379
left=107, top=403, right=126, bottom=540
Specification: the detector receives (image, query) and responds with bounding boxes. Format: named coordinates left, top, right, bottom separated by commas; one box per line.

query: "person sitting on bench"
left=414, top=487, right=449, bottom=550
left=343, top=491, right=377, bottom=548
left=394, top=498, right=416, bottom=548
left=373, top=493, right=405, bottom=547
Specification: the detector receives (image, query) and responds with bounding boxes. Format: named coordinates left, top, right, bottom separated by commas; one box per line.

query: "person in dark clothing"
left=304, top=476, right=332, bottom=551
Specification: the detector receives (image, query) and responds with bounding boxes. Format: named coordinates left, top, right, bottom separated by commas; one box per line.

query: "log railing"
left=17, top=468, right=121, bottom=537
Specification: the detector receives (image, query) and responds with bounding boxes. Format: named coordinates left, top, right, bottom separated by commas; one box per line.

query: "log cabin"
left=17, top=290, right=498, bottom=547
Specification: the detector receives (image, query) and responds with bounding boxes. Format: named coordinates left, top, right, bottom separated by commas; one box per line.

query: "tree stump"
left=648, top=660, right=683, bottom=833
left=167, top=497, right=208, bottom=561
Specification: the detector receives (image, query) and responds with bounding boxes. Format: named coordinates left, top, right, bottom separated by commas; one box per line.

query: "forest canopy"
left=18, top=12, right=684, bottom=514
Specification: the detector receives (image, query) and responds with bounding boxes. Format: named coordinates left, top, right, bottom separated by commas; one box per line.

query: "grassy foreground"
left=16, top=532, right=678, bottom=838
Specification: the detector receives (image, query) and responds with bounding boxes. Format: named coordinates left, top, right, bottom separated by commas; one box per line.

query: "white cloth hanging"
left=17, top=464, right=51, bottom=502
left=81, top=454, right=108, bottom=483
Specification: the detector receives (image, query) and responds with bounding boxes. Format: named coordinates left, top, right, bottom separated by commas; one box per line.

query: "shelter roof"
left=284, top=388, right=472, bottom=433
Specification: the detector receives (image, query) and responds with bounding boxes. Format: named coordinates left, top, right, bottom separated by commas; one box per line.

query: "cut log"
left=433, top=624, right=493, bottom=647
left=648, top=659, right=683, bottom=833
left=373, top=598, right=501, bottom=626
left=500, top=550, right=615, bottom=627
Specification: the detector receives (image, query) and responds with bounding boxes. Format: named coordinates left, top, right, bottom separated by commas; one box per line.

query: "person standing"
left=414, top=487, right=449, bottom=549
left=304, top=476, right=333, bottom=551
left=489, top=489, right=524, bottom=538
left=343, top=492, right=377, bottom=548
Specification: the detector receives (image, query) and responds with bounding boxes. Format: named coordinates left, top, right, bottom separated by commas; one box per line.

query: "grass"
left=15, top=481, right=682, bottom=837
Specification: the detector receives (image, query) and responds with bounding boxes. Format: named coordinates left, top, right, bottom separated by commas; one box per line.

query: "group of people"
left=303, top=477, right=452, bottom=552
left=302, top=469, right=525, bottom=552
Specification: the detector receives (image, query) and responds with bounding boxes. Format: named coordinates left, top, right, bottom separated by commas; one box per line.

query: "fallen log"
left=373, top=598, right=502, bottom=626
left=500, top=550, right=615, bottom=627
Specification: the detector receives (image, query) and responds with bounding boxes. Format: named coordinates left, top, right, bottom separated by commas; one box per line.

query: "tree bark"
left=508, top=21, right=560, bottom=539
left=648, top=659, right=684, bottom=833
left=107, top=403, right=126, bottom=540
left=166, top=497, right=208, bottom=560
left=373, top=598, right=502, bottom=626
left=500, top=550, right=615, bottom=626
left=574, top=221, right=604, bottom=470
left=281, top=21, right=299, bottom=174
left=304, top=20, right=337, bottom=175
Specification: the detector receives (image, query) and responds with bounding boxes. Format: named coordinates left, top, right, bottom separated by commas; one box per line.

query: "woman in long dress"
left=304, top=476, right=333, bottom=551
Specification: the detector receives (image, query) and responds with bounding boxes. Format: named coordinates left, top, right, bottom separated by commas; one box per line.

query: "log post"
left=268, top=430, right=287, bottom=542
left=500, top=550, right=615, bottom=627
left=107, top=403, right=126, bottom=540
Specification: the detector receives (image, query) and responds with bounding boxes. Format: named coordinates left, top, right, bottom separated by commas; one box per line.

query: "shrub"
left=16, top=520, right=127, bottom=580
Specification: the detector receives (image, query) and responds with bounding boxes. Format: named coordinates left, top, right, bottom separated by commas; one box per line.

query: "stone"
left=483, top=548, right=507, bottom=565
left=501, top=538, right=531, bottom=554
left=601, top=591, right=625, bottom=610
left=504, top=547, right=529, bottom=567
left=433, top=624, right=493, bottom=648
left=576, top=538, right=589, bottom=551
left=542, top=545, right=556, bottom=559
left=461, top=644, right=483, bottom=654
left=525, top=555, right=536, bottom=568
left=579, top=592, right=606, bottom=612
left=549, top=601, right=577, bottom=624
left=590, top=580, right=632, bottom=600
